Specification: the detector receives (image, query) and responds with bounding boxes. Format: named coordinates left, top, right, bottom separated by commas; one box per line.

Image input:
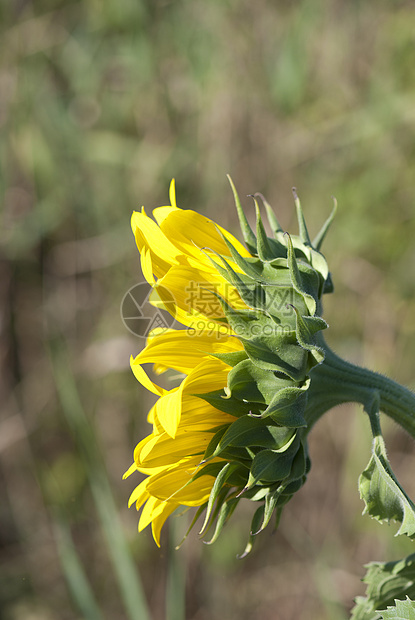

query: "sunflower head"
left=125, top=177, right=336, bottom=554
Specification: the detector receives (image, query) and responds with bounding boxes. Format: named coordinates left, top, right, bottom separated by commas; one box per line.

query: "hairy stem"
left=306, top=338, right=415, bottom=438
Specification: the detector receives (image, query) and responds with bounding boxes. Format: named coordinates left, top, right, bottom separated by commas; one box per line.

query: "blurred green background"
left=1, top=1, right=415, bottom=619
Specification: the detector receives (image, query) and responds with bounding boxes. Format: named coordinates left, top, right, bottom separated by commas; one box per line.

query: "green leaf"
left=290, top=307, right=326, bottom=365
left=380, top=598, right=415, bottom=619
left=212, top=350, right=248, bottom=367
left=359, top=433, right=415, bottom=539
left=202, top=426, right=229, bottom=460
left=261, top=381, right=309, bottom=427
left=214, top=416, right=295, bottom=454
left=239, top=334, right=308, bottom=381
left=227, top=358, right=295, bottom=403
left=245, top=434, right=300, bottom=488
left=197, top=389, right=256, bottom=417
left=212, top=292, right=265, bottom=339
left=351, top=554, right=415, bottom=620
left=262, top=284, right=308, bottom=323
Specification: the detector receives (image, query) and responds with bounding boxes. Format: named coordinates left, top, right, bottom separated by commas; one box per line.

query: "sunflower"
left=125, top=179, right=333, bottom=551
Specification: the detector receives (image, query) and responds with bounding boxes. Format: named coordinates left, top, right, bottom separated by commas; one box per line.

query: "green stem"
left=306, top=339, right=415, bottom=438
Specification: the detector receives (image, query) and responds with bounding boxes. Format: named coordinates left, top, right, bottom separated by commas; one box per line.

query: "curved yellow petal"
left=179, top=394, right=236, bottom=429
left=140, top=245, right=155, bottom=286
left=169, top=178, right=177, bottom=209
left=123, top=462, right=137, bottom=480
left=159, top=208, right=250, bottom=262
left=148, top=355, right=232, bottom=437
left=182, top=357, right=231, bottom=395
left=131, top=208, right=181, bottom=278
left=151, top=502, right=179, bottom=547
left=138, top=496, right=165, bottom=532
left=153, top=206, right=178, bottom=225
left=147, top=461, right=215, bottom=506
left=128, top=477, right=150, bottom=509
left=130, top=357, right=165, bottom=397
left=136, top=430, right=210, bottom=469
left=135, top=329, right=242, bottom=375
left=151, top=386, right=183, bottom=438
left=156, top=266, right=245, bottom=329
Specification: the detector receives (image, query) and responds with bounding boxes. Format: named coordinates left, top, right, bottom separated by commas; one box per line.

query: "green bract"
left=191, top=178, right=336, bottom=551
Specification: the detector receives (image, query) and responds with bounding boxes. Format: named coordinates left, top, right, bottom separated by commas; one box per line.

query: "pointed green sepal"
left=209, top=289, right=265, bottom=340
left=226, top=358, right=297, bottom=403
left=196, top=389, right=256, bottom=417
left=199, top=462, right=241, bottom=535
left=202, top=426, right=230, bottom=461
left=289, top=306, right=327, bottom=365
left=245, top=434, right=300, bottom=489
left=202, top=496, right=240, bottom=545
left=175, top=504, right=207, bottom=549
left=285, top=232, right=319, bottom=316
left=260, top=381, right=309, bottom=427
left=254, top=192, right=283, bottom=235
left=212, top=350, right=248, bottom=367
left=251, top=195, right=275, bottom=261
left=292, top=187, right=312, bottom=246
left=312, top=196, right=338, bottom=252
left=237, top=505, right=265, bottom=558
left=217, top=228, right=266, bottom=280
left=213, top=416, right=295, bottom=455
left=239, top=334, right=308, bottom=381
left=227, top=175, right=257, bottom=254
left=257, top=485, right=291, bottom=535
left=203, top=249, right=267, bottom=310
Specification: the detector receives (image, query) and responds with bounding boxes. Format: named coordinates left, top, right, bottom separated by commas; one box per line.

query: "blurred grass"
left=1, top=0, right=415, bottom=619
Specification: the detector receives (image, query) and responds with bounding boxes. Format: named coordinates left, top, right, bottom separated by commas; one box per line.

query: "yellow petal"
left=151, top=386, right=183, bottom=438
left=130, top=356, right=165, bottom=397
left=123, top=462, right=137, bottom=480
left=128, top=478, right=150, bottom=509
left=179, top=394, right=236, bottom=429
left=136, top=429, right=211, bottom=469
left=138, top=496, right=164, bottom=532
left=131, top=208, right=180, bottom=275
left=151, top=502, right=179, bottom=547
left=182, top=357, right=231, bottom=395
left=147, top=461, right=215, bottom=506
left=156, top=266, right=245, bottom=329
left=153, top=206, right=178, bottom=225
left=169, top=178, right=177, bottom=209
left=149, top=354, right=232, bottom=438
left=159, top=208, right=250, bottom=263
left=140, top=245, right=155, bottom=286
left=135, top=329, right=242, bottom=375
